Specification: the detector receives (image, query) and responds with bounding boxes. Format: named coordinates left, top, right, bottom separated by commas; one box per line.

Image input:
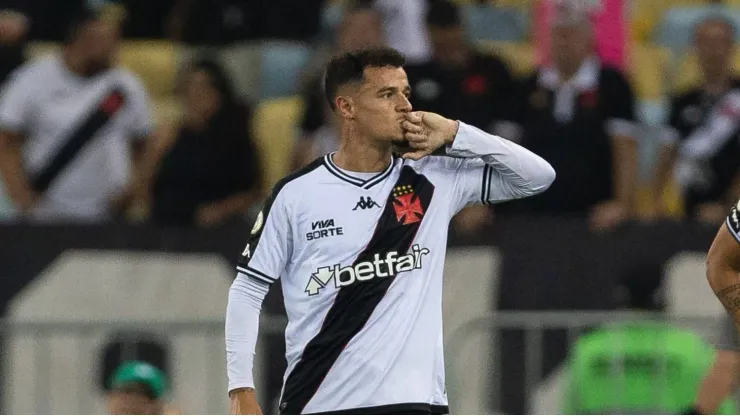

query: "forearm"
left=0, top=132, right=33, bottom=203
left=226, top=274, right=268, bottom=392
left=446, top=121, right=555, bottom=198
left=611, top=136, right=638, bottom=211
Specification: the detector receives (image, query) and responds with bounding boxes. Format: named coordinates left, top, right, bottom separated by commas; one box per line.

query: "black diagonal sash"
left=31, top=88, right=127, bottom=193
left=280, top=166, right=435, bottom=415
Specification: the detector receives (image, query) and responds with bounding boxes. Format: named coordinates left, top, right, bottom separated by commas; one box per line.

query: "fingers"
left=401, top=120, right=423, bottom=133
left=401, top=150, right=427, bottom=161
left=404, top=132, right=426, bottom=143
left=405, top=112, right=423, bottom=124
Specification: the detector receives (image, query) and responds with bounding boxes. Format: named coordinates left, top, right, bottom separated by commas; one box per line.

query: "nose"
left=397, top=95, right=412, bottom=113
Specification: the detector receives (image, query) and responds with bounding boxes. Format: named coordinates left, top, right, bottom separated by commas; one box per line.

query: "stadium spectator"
left=106, top=360, right=174, bottom=415
left=653, top=17, right=740, bottom=224
left=0, top=7, right=153, bottom=223
left=371, top=0, right=431, bottom=64
left=291, top=3, right=385, bottom=170
left=165, top=0, right=325, bottom=44
left=142, top=58, right=262, bottom=228
left=0, top=5, right=28, bottom=84
left=504, top=5, right=638, bottom=232
left=404, top=0, right=518, bottom=234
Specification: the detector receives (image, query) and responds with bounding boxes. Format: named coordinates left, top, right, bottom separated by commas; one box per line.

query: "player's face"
left=352, top=66, right=412, bottom=142
left=696, top=21, right=733, bottom=78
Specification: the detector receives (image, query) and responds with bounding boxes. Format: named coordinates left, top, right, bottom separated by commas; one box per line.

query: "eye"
left=384, top=92, right=393, bottom=98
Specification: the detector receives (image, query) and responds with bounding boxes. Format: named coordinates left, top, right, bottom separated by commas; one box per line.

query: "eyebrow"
left=377, top=86, right=412, bottom=95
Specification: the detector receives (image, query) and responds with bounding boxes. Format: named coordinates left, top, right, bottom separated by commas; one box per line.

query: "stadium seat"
left=630, top=0, right=707, bottom=43
left=118, top=40, right=178, bottom=100
left=258, top=41, right=312, bottom=100
left=461, top=4, right=528, bottom=42
left=475, top=40, right=536, bottom=77
left=655, top=6, right=740, bottom=54
left=251, top=96, right=305, bottom=190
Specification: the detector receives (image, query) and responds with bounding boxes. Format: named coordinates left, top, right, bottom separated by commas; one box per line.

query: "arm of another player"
left=707, top=202, right=740, bottom=335
left=689, top=349, right=740, bottom=414
left=401, top=111, right=555, bottom=203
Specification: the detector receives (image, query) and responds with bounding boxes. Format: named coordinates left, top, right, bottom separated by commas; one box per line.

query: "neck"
left=556, top=57, right=587, bottom=82
left=333, top=124, right=392, bottom=173
left=62, top=49, right=86, bottom=77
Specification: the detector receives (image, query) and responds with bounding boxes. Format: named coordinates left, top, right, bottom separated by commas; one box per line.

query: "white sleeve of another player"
left=445, top=122, right=556, bottom=213
left=0, top=65, right=37, bottom=133
left=226, top=273, right=269, bottom=391
left=236, top=190, right=292, bottom=285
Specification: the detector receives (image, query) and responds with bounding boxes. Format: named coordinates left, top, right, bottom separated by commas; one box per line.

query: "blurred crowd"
left=1, top=0, right=740, bottom=234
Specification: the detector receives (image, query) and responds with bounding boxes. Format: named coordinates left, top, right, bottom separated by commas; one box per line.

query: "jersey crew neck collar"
left=323, top=152, right=395, bottom=189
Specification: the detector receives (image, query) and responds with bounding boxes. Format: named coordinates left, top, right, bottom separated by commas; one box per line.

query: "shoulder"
left=111, top=67, right=149, bottom=97
left=269, top=157, right=326, bottom=205
left=4, top=56, right=55, bottom=87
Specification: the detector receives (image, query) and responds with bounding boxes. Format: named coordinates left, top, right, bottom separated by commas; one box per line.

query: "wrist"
left=444, top=120, right=459, bottom=145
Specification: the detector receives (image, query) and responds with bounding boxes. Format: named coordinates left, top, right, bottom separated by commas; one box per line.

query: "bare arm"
left=707, top=222, right=740, bottom=334
left=0, top=130, right=35, bottom=211
left=651, top=143, right=678, bottom=215
left=693, top=349, right=740, bottom=414
left=611, top=135, right=638, bottom=212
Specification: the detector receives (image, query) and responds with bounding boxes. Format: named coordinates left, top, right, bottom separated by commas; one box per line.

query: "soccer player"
left=225, top=47, right=556, bottom=415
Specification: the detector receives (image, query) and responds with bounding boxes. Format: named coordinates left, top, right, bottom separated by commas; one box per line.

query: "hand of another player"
left=230, top=389, right=262, bottom=415
left=400, top=112, right=459, bottom=160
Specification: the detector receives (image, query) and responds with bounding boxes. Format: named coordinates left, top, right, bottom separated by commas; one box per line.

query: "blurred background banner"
left=534, top=0, right=628, bottom=69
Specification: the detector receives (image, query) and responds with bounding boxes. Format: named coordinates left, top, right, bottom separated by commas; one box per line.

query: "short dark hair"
left=426, top=0, right=461, bottom=28
left=324, top=47, right=406, bottom=110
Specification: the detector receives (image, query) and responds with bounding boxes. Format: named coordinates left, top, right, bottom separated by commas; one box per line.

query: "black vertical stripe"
left=31, top=89, right=126, bottom=193
left=280, top=166, right=435, bottom=415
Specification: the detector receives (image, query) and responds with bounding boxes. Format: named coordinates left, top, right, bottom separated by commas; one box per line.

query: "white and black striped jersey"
left=0, top=55, right=152, bottom=222
left=226, top=122, right=555, bottom=414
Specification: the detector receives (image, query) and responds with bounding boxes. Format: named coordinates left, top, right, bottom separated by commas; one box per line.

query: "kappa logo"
left=392, top=185, right=424, bottom=225
left=305, top=245, right=430, bottom=295
left=353, top=196, right=381, bottom=211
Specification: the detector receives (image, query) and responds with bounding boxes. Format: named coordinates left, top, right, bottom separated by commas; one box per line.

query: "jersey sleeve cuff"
left=726, top=216, right=740, bottom=246
left=235, top=264, right=277, bottom=285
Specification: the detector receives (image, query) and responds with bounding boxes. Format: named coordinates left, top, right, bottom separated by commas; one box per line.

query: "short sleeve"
left=236, top=189, right=292, bottom=285
left=601, top=69, right=637, bottom=139
left=124, top=75, right=154, bottom=139
left=0, top=65, right=36, bottom=133
left=726, top=199, right=740, bottom=246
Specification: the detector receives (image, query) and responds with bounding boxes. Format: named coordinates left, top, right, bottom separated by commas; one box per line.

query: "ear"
left=336, top=96, right=355, bottom=119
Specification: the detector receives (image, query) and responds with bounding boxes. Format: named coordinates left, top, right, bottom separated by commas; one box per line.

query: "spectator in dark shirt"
left=142, top=58, right=262, bottom=228
left=508, top=6, right=638, bottom=232
left=404, top=0, right=517, bottom=136
left=653, top=16, right=740, bottom=224
left=291, top=3, right=385, bottom=169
